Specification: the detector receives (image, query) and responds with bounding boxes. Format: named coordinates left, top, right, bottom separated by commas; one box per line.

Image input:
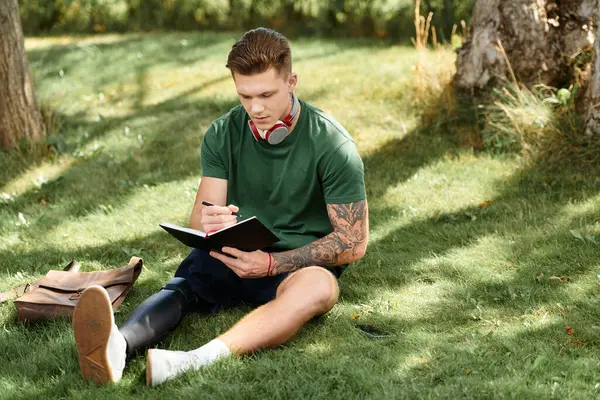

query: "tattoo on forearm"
left=272, top=200, right=368, bottom=274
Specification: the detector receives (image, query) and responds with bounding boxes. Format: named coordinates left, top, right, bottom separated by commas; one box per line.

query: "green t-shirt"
left=201, top=99, right=366, bottom=251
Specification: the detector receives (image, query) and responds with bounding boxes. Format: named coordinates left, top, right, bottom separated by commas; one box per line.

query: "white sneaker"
left=146, top=349, right=196, bottom=387
left=73, top=285, right=127, bottom=384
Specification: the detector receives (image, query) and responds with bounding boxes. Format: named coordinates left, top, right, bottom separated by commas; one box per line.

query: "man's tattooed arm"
left=271, top=200, right=369, bottom=274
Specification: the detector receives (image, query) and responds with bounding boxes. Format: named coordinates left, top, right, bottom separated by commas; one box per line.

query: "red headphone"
left=248, top=92, right=300, bottom=145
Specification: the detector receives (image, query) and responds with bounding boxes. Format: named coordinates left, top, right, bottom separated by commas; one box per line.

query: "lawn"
left=1, top=32, right=600, bottom=399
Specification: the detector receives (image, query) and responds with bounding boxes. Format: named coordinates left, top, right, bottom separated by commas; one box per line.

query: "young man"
left=72, top=27, right=368, bottom=387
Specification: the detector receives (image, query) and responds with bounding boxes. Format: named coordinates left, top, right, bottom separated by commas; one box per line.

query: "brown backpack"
left=3, top=257, right=143, bottom=322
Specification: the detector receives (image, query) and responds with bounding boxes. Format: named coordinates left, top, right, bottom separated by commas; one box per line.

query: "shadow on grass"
left=348, top=76, right=600, bottom=293
left=348, top=111, right=600, bottom=309
left=2, top=33, right=600, bottom=397
left=0, top=98, right=224, bottom=238
left=1, top=31, right=385, bottom=191
left=26, top=33, right=231, bottom=89
left=2, top=167, right=600, bottom=398
left=1, top=32, right=234, bottom=188
left=3, top=296, right=595, bottom=399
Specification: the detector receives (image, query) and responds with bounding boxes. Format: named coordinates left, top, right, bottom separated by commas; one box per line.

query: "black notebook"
left=160, top=217, right=280, bottom=252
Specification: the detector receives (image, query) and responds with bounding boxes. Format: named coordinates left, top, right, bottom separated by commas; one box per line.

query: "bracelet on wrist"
left=266, top=253, right=273, bottom=277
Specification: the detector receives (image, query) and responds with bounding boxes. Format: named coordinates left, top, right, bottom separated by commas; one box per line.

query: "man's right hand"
left=200, top=204, right=239, bottom=232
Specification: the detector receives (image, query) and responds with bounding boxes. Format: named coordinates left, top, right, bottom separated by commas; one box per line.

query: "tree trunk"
left=0, top=0, right=45, bottom=150
left=454, top=0, right=596, bottom=90
left=585, top=3, right=600, bottom=136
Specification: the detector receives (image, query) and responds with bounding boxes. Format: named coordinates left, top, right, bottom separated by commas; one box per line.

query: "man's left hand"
left=209, top=247, right=271, bottom=278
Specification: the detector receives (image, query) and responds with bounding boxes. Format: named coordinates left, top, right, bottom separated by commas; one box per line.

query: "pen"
left=201, top=200, right=238, bottom=216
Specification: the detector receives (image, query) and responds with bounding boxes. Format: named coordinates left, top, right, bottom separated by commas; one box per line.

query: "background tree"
left=0, top=0, right=45, bottom=151
left=454, top=0, right=598, bottom=135
left=454, top=0, right=596, bottom=90
left=585, top=4, right=600, bottom=135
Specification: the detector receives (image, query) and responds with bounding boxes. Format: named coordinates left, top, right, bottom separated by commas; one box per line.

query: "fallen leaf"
left=570, top=230, right=584, bottom=241
left=535, top=272, right=545, bottom=281
left=479, top=200, right=492, bottom=208
left=565, top=326, right=575, bottom=335
left=17, top=212, right=27, bottom=226
left=548, top=276, right=568, bottom=282
left=466, top=369, right=471, bottom=375
left=585, top=235, right=598, bottom=244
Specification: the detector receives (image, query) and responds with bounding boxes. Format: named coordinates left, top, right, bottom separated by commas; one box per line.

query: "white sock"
left=148, top=339, right=231, bottom=386
left=107, top=324, right=127, bottom=381
left=189, top=339, right=231, bottom=365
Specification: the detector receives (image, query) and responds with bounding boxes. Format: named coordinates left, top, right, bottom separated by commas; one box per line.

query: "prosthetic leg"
left=73, top=277, right=199, bottom=384
left=119, top=277, right=198, bottom=357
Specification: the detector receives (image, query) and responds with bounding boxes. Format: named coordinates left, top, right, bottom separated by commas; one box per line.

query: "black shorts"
left=174, top=249, right=345, bottom=313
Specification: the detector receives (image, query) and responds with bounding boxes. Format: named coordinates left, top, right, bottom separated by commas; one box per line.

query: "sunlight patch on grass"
left=124, top=67, right=232, bottom=109
left=28, top=32, right=238, bottom=121
left=468, top=305, right=562, bottom=333
left=0, top=232, right=22, bottom=249
left=25, top=34, right=137, bottom=50
left=437, top=235, right=518, bottom=281
left=1, top=157, right=74, bottom=196
left=2, top=33, right=599, bottom=398
left=0, top=377, right=35, bottom=394
left=40, top=178, right=198, bottom=248
left=304, top=342, right=333, bottom=356
left=556, top=193, right=600, bottom=226
left=519, top=305, right=563, bottom=329
left=383, top=153, right=518, bottom=217
left=297, top=45, right=421, bottom=154
left=389, top=283, right=443, bottom=320
left=337, top=110, right=418, bottom=155
left=403, top=355, right=432, bottom=371
left=365, top=154, right=519, bottom=245
left=333, top=283, right=443, bottom=337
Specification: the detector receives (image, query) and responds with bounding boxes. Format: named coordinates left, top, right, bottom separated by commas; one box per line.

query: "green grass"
left=1, top=32, right=600, bottom=399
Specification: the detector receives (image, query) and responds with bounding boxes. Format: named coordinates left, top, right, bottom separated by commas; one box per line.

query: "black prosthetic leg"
left=119, top=277, right=197, bottom=357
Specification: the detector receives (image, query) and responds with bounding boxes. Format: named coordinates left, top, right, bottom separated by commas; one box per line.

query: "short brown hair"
left=226, top=28, right=292, bottom=77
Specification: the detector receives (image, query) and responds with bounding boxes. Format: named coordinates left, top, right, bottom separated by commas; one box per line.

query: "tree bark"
left=454, top=0, right=596, bottom=90
left=585, top=3, right=600, bottom=135
left=0, top=0, right=45, bottom=150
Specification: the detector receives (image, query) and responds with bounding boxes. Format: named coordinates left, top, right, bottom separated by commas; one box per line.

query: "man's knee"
left=277, top=266, right=339, bottom=313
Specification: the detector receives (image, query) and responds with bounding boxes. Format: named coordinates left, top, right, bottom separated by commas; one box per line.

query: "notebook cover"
left=160, top=217, right=279, bottom=252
